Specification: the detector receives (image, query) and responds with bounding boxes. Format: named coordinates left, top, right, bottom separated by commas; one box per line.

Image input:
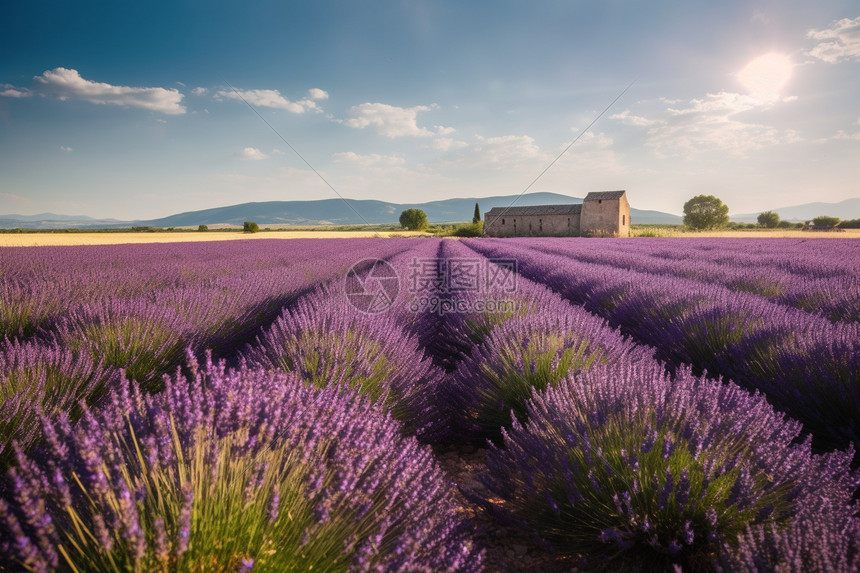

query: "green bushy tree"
left=243, top=221, right=260, bottom=233
left=757, top=211, right=779, bottom=228
left=812, top=215, right=839, bottom=228
left=683, top=195, right=729, bottom=230
left=399, top=209, right=429, bottom=231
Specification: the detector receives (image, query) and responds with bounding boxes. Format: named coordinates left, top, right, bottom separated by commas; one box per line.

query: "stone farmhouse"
left=483, top=190, right=631, bottom=237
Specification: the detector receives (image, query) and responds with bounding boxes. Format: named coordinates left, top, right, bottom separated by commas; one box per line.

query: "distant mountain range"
left=0, top=192, right=682, bottom=229
left=3, top=194, right=858, bottom=230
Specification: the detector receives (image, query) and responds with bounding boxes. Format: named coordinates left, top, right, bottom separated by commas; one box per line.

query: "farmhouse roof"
left=485, top=204, right=583, bottom=217
left=584, top=190, right=626, bottom=201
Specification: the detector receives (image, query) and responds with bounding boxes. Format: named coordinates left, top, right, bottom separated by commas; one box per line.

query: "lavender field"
left=1, top=237, right=859, bottom=572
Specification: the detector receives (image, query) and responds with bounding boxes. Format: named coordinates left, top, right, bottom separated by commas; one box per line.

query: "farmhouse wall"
left=485, top=214, right=580, bottom=237
left=483, top=205, right=582, bottom=237
left=580, top=191, right=630, bottom=237
left=482, top=190, right=629, bottom=238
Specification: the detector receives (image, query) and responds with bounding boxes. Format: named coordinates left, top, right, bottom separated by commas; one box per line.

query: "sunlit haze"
left=737, top=53, right=795, bottom=101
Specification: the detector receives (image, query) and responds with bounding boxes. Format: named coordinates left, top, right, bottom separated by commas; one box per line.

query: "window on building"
left=598, top=199, right=602, bottom=204
left=502, top=218, right=505, bottom=225
left=623, top=214, right=626, bottom=225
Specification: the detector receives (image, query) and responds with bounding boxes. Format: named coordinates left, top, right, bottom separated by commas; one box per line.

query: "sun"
left=737, top=52, right=794, bottom=101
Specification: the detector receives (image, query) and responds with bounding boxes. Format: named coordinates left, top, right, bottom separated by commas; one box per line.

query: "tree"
left=243, top=221, right=260, bottom=233
left=683, top=195, right=729, bottom=230
left=812, top=215, right=839, bottom=228
left=454, top=221, right=483, bottom=237
left=757, top=211, right=779, bottom=228
left=399, top=209, right=429, bottom=231
left=198, top=224, right=209, bottom=232
left=472, top=203, right=481, bottom=224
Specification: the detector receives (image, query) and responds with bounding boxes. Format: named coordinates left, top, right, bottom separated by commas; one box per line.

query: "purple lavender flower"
left=474, top=360, right=859, bottom=571
left=0, top=356, right=481, bottom=571
left=442, top=297, right=653, bottom=444
left=242, top=283, right=444, bottom=434
left=0, top=338, right=114, bottom=470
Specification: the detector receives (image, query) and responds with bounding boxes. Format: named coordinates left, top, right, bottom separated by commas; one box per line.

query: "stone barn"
left=483, top=190, right=630, bottom=237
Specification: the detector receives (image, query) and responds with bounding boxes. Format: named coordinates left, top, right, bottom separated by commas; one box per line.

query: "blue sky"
left=1, top=1, right=858, bottom=220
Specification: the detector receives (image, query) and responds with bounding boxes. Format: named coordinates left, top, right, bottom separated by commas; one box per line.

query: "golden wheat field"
left=0, top=230, right=432, bottom=247
left=1, top=228, right=858, bottom=247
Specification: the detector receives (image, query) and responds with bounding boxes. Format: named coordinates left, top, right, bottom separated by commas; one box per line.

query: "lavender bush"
left=47, top=297, right=193, bottom=393
left=242, top=285, right=443, bottom=430
left=442, top=305, right=654, bottom=444
left=0, top=355, right=481, bottom=572
left=476, top=361, right=859, bottom=571
left=469, top=239, right=860, bottom=456
left=418, top=239, right=565, bottom=373
left=0, top=339, right=113, bottom=471
left=719, top=512, right=860, bottom=572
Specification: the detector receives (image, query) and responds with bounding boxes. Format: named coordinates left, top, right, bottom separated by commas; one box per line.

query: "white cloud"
left=431, top=137, right=469, bottom=151
left=32, top=68, right=186, bottom=114
left=0, top=85, right=32, bottom=98
left=825, top=119, right=860, bottom=141
left=192, top=87, right=208, bottom=96
left=806, top=17, right=860, bottom=63
left=60, top=146, right=73, bottom=152
left=473, top=134, right=547, bottom=163
left=446, top=134, right=550, bottom=170
left=215, top=87, right=325, bottom=113
left=234, top=147, right=270, bottom=160
left=666, top=91, right=767, bottom=116
left=308, top=88, right=329, bottom=100
left=332, top=151, right=406, bottom=166
left=610, top=109, right=659, bottom=127
left=341, top=102, right=452, bottom=137
left=618, top=91, right=802, bottom=157
left=832, top=130, right=860, bottom=141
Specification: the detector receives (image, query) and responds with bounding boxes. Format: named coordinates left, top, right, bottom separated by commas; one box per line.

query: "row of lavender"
left=0, top=239, right=409, bottom=469
left=226, top=236, right=860, bottom=569
left=0, top=239, right=408, bottom=342
left=467, top=238, right=860, bottom=458
left=421, top=239, right=859, bottom=570
left=1, top=239, right=489, bottom=571
left=2, top=237, right=859, bottom=570
left=514, top=237, right=860, bottom=323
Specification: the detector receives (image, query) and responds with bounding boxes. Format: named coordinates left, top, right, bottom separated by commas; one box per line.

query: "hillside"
left=732, top=198, right=860, bottom=223
left=0, top=193, right=683, bottom=229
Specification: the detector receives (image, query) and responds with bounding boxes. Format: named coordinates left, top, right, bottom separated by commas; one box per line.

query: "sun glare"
left=737, top=52, right=794, bottom=101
